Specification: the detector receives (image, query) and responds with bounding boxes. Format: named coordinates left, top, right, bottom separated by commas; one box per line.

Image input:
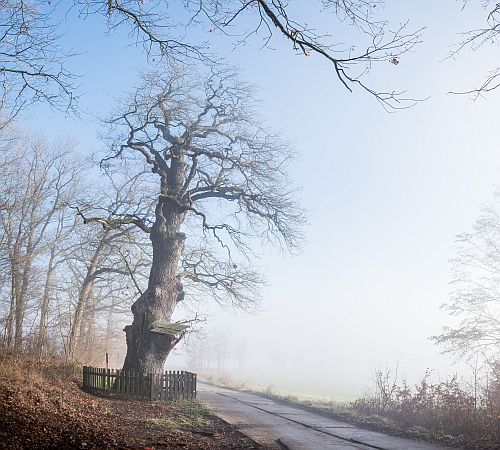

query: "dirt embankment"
left=0, top=355, right=261, bottom=449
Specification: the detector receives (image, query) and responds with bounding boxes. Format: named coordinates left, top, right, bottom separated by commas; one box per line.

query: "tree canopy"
left=4, top=1, right=500, bottom=120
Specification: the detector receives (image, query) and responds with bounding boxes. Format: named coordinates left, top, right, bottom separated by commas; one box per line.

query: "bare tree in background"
left=65, top=226, right=126, bottom=361
left=185, top=328, right=234, bottom=372
left=80, top=66, right=304, bottom=373
left=67, top=173, right=151, bottom=361
left=234, top=337, right=248, bottom=372
left=0, top=135, right=81, bottom=351
left=451, top=0, right=500, bottom=96
left=0, top=128, right=152, bottom=362
left=35, top=209, right=80, bottom=360
left=0, top=1, right=76, bottom=125
left=433, top=201, right=500, bottom=365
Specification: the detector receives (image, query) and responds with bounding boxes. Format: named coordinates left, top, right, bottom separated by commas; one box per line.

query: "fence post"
left=173, top=371, right=177, bottom=399
left=193, top=373, right=197, bottom=398
left=166, top=372, right=169, bottom=400
left=177, top=370, right=181, bottom=399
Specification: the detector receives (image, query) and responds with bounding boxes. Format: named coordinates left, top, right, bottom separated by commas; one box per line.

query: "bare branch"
left=0, top=1, right=78, bottom=124
left=75, top=206, right=152, bottom=234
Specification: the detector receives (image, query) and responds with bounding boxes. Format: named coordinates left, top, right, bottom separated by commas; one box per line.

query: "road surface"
left=198, top=383, right=458, bottom=450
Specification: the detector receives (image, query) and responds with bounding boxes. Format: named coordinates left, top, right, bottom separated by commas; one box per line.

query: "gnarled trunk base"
left=122, top=294, right=179, bottom=374
left=121, top=252, right=185, bottom=374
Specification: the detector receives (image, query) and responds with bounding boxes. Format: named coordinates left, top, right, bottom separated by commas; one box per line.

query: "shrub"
left=353, top=365, right=500, bottom=445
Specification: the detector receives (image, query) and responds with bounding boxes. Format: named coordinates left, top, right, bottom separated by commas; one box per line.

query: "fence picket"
left=167, top=372, right=170, bottom=400
left=182, top=370, right=185, bottom=399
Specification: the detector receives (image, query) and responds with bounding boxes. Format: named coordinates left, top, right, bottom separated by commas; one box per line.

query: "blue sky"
left=20, top=1, right=500, bottom=396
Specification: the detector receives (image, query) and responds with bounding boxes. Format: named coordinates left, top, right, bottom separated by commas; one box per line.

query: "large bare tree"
left=81, top=67, right=304, bottom=373
left=433, top=201, right=500, bottom=365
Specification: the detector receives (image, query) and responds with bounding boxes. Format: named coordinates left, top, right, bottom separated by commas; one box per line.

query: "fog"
left=167, top=2, right=499, bottom=398
left=25, top=2, right=498, bottom=400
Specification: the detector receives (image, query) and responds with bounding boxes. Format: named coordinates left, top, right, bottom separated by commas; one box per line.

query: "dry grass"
left=146, top=401, right=212, bottom=430
left=0, top=349, right=80, bottom=386
left=353, top=367, right=500, bottom=449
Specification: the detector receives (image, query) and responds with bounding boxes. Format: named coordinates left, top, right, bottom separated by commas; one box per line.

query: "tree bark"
left=122, top=228, right=185, bottom=373
left=13, top=251, right=33, bottom=352
left=67, top=271, right=94, bottom=361
left=122, top=161, right=188, bottom=374
left=83, top=302, right=96, bottom=364
left=4, top=277, right=15, bottom=348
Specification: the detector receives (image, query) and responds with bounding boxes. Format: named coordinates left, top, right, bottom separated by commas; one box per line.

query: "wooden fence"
left=82, top=366, right=197, bottom=400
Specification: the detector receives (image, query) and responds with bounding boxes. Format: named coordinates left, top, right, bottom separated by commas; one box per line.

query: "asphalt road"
left=197, top=383, right=459, bottom=450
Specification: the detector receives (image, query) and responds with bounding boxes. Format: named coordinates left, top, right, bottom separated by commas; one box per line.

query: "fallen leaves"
left=0, top=356, right=261, bottom=449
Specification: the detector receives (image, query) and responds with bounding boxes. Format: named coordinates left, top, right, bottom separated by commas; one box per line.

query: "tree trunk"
left=104, top=300, right=117, bottom=360
left=14, top=209, right=36, bottom=352
left=37, top=247, right=56, bottom=360
left=67, top=273, right=94, bottom=361
left=123, top=160, right=188, bottom=373
left=67, top=236, right=106, bottom=361
left=83, top=302, right=96, bottom=364
left=14, top=251, right=32, bottom=352
left=4, top=280, right=15, bottom=348
left=122, top=228, right=185, bottom=373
